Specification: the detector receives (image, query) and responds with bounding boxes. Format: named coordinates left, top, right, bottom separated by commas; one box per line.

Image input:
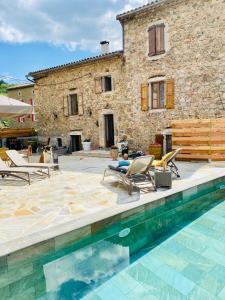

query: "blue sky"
left=0, top=0, right=148, bottom=83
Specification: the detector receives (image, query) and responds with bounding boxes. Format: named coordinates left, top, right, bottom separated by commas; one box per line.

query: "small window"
left=102, top=76, right=112, bottom=92
left=95, top=76, right=113, bottom=93
left=151, top=81, right=165, bottom=109
left=68, top=94, right=78, bottom=115
left=148, top=24, right=165, bottom=57
left=18, top=91, right=21, bottom=96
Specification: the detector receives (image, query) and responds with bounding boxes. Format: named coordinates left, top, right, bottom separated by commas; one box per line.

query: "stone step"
left=72, top=150, right=111, bottom=158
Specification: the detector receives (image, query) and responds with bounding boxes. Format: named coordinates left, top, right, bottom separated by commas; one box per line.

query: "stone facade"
left=32, top=53, right=130, bottom=149
left=120, top=0, right=225, bottom=149
left=7, top=83, right=35, bottom=129
left=31, top=0, right=225, bottom=151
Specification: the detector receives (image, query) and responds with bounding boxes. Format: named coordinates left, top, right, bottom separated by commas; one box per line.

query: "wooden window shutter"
left=166, top=80, right=175, bottom=109
left=95, top=77, right=102, bottom=94
left=78, top=93, right=84, bottom=116
left=148, top=26, right=156, bottom=56
left=141, top=83, right=149, bottom=111
left=67, top=95, right=72, bottom=116
left=156, top=24, right=165, bottom=54
left=63, top=96, right=69, bottom=116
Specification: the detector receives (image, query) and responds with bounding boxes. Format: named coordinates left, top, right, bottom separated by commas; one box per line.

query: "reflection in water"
left=42, top=240, right=129, bottom=299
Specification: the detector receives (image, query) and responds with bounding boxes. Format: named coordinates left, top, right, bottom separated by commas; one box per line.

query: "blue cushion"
left=118, top=160, right=130, bottom=167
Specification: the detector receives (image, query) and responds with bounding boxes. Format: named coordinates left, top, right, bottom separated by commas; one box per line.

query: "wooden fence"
left=172, top=119, right=225, bottom=161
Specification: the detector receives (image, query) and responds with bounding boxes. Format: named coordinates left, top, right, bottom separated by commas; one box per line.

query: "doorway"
left=104, top=114, right=114, bottom=147
left=71, top=135, right=81, bottom=152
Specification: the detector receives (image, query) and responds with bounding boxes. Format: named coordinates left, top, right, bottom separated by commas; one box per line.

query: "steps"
left=72, top=149, right=111, bottom=158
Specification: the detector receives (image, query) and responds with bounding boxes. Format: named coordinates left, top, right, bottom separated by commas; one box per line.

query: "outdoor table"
left=154, top=169, right=172, bottom=188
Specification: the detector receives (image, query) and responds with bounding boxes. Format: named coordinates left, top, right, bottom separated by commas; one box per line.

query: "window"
left=148, top=24, right=165, bottom=57
left=68, top=94, right=78, bottom=115
left=102, top=76, right=112, bottom=92
left=95, top=76, right=112, bottom=93
left=18, top=91, right=21, bottom=97
left=151, top=81, right=165, bottom=109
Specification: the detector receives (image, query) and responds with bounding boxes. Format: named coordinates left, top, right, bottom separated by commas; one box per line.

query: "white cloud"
left=0, top=0, right=149, bottom=52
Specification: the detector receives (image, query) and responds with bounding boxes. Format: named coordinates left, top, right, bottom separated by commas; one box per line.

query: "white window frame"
left=148, top=76, right=166, bottom=112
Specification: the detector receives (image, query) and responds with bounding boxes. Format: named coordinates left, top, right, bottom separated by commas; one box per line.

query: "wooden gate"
left=172, top=119, right=225, bottom=161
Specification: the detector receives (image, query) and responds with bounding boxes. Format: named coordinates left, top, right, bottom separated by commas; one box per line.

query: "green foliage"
left=0, top=80, right=15, bottom=95
left=0, top=119, right=12, bottom=129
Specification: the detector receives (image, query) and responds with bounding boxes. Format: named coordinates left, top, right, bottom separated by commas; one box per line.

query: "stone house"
left=29, top=0, right=225, bottom=152
left=116, top=0, right=225, bottom=150
left=29, top=50, right=127, bottom=151
left=3, top=84, right=37, bottom=149
left=7, top=83, right=36, bottom=127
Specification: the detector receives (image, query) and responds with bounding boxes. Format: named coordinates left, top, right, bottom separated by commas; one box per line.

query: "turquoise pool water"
left=1, top=180, right=225, bottom=299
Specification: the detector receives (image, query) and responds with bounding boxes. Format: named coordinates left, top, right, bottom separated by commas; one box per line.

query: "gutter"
left=116, top=0, right=177, bottom=21
left=28, top=51, right=124, bottom=78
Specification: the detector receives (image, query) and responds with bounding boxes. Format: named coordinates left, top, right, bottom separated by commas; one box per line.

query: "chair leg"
left=102, top=169, right=107, bottom=181
left=28, top=173, right=31, bottom=185
left=147, top=173, right=157, bottom=191
left=170, top=161, right=180, bottom=178
left=128, top=183, right=133, bottom=195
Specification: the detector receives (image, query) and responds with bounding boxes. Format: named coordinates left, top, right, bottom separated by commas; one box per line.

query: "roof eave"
left=28, top=50, right=124, bottom=78
left=116, top=0, right=173, bottom=21
left=7, top=83, right=34, bottom=91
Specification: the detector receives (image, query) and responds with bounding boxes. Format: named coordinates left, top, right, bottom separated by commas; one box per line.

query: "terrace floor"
left=0, top=155, right=225, bottom=256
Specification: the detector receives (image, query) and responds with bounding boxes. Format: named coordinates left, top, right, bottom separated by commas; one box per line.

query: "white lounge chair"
left=0, top=157, right=43, bottom=185
left=103, top=155, right=156, bottom=195
left=6, top=150, right=58, bottom=177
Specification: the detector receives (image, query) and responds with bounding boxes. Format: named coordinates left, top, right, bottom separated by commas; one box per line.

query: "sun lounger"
left=103, top=155, right=156, bottom=195
left=0, top=157, right=43, bottom=185
left=152, top=148, right=182, bottom=178
left=6, top=150, right=58, bottom=177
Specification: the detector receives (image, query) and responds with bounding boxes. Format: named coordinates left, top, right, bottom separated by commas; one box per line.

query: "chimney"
left=100, top=41, right=110, bottom=55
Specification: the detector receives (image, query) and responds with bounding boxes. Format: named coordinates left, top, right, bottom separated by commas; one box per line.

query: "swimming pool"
left=1, top=177, right=225, bottom=299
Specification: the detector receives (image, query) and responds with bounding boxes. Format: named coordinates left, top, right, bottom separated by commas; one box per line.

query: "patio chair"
left=0, top=148, right=9, bottom=162
left=103, top=155, right=156, bottom=195
left=152, top=148, right=182, bottom=178
left=6, top=150, right=58, bottom=177
left=0, top=157, right=43, bottom=185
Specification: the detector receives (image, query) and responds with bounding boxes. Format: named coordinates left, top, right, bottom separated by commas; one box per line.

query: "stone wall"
left=34, top=0, right=225, bottom=151
left=121, top=0, right=225, bottom=149
left=34, top=55, right=130, bottom=149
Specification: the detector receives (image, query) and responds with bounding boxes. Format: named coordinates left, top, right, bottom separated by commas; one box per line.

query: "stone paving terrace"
left=0, top=155, right=225, bottom=256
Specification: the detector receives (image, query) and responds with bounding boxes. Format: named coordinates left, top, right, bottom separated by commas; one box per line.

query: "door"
left=104, top=114, right=114, bottom=147
left=71, top=135, right=81, bottom=152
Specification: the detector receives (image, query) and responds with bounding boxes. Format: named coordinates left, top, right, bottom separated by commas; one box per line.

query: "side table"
left=154, top=169, right=172, bottom=188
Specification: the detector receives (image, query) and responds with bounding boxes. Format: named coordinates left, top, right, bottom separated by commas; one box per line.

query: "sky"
left=0, top=0, right=148, bottom=83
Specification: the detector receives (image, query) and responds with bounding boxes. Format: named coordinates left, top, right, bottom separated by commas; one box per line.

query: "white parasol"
left=0, top=95, right=32, bottom=118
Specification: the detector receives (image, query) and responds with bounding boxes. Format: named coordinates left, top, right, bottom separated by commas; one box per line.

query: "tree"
left=0, top=80, right=15, bottom=95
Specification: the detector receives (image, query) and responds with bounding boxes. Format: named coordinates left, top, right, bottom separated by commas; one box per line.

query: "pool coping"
left=2, top=169, right=225, bottom=258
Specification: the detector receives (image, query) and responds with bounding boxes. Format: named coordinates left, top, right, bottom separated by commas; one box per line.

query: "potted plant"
left=82, top=138, right=91, bottom=151
left=110, top=145, right=119, bottom=160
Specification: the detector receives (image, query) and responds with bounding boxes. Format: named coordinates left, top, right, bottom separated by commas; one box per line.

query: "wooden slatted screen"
left=0, top=128, right=36, bottom=138
left=172, top=119, right=225, bottom=161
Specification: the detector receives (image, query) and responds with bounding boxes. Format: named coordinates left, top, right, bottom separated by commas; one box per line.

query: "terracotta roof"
left=117, top=0, right=174, bottom=21
left=7, top=83, right=34, bottom=90
left=28, top=50, right=123, bottom=77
